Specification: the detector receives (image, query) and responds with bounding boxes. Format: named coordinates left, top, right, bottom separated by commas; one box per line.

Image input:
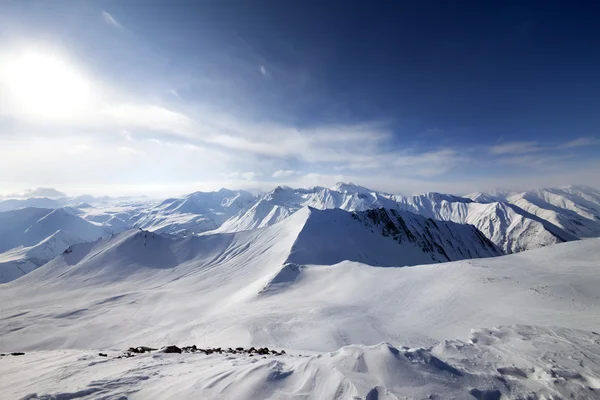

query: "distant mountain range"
left=0, top=183, right=599, bottom=282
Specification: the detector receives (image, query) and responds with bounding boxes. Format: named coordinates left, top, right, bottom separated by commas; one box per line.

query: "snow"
left=0, top=208, right=115, bottom=283
left=1, top=201, right=600, bottom=398
left=212, top=184, right=594, bottom=254
left=1, top=216, right=599, bottom=352
left=3, top=326, right=600, bottom=399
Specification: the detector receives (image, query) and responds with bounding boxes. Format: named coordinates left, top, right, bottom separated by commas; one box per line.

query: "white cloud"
left=101, top=11, right=122, bottom=29
left=223, top=172, right=263, bottom=180
left=0, top=40, right=597, bottom=199
left=3, top=187, right=68, bottom=199
left=259, top=65, right=270, bottom=77
left=489, top=141, right=542, bottom=155
left=117, top=146, right=143, bottom=155
left=562, top=137, right=599, bottom=148
left=120, top=130, right=133, bottom=141
left=64, top=144, right=92, bottom=154
left=272, top=170, right=300, bottom=178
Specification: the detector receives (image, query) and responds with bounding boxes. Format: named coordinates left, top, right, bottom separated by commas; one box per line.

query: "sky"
left=0, top=0, right=599, bottom=197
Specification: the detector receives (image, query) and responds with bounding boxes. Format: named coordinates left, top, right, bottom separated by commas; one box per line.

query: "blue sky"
left=0, top=0, right=599, bottom=196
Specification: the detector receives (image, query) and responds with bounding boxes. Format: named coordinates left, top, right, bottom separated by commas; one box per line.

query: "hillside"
left=0, top=208, right=113, bottom=283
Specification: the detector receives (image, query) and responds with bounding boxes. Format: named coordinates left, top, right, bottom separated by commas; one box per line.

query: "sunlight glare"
left=1, top=50, right=93, bottom=121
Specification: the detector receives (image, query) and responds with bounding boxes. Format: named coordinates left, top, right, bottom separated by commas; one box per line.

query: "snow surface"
left=2, top=325, right=600, bottom=399
left=214, top=183, right=592, bottom=254
left=0, top=208, right=114, bottom=283
left=1, top=203, right=600, bottom=398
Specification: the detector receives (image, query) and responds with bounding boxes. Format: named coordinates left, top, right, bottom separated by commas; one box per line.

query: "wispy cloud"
left=223, top=172, right=263, bottom=180
left=101, top=11, right=122, bottom=29
left=562, top=137, right=599, bottom=148
left=272, top=170, right=300, bottom=178
left=259, top=65, right=270, bottom=77
left=489, top=141, right=542, bottom=155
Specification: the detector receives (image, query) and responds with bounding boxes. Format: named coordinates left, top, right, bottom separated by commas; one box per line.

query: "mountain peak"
left=331, top=182, right=373, bottom=194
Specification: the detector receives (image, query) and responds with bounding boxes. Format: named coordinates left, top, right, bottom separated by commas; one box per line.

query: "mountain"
left=503, top=185, right=600, bottom=238
left=394, top=192, right=578, bottom=253
left=216, top=184, right=577, bottom=254
left=3, top=210, right=596, bottom=352
left=0, top=197, right=66, bottom=212
left=15, top=207, right=499, bottom=287
left=2, top=200, right=600, bottom=399
left=286, top=207, right=501, bottom=267
left=130, top=189, right=257, bottom=235
left=2, top=183, right=598, bottom=284
left=0, top=208, right=113, bottom=283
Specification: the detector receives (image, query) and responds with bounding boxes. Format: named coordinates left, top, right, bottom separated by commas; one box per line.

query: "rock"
left=236, top=347, right=244, bottom=351
left=98, top=353, right=107, bottom=357
left=281, top=350, right=286, bottom=354
left=11, top=352, right=25, bottom=356
left=128, top=346, right=156, bottom=354
left=162, top=345, right=182, bottom=354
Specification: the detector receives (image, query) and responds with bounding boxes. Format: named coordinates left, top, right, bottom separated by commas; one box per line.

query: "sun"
left=0, top=50, right=93, bottom=121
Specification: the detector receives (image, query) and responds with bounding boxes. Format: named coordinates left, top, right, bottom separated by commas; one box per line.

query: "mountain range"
left=2, top=184, right=600, bottom=399
left=0, top=183, right=599, bottom=282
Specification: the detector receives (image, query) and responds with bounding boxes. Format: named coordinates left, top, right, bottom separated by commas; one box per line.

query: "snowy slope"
left=504, top=185, right=600, bottom=238
left=0, top=208, right=113, bottom=283
left=129, top=189, right=257, bottom=235
left=285, top=207, right=501, bottom=267
left=1, top=212, right=598, bottom=353
left=1, top=220, right=600, bottom=398
left=217, top=184, right=576, bottom=254
left=395, top=193, right=577, bottom=253
left=2, top=325, right=600, bottom=400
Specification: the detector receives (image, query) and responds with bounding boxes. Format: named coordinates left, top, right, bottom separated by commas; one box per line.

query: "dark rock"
left=281, top=350, right=286, bottom=354
left=98, top=353, right=107, bottom=357
left=162, top=345, right=182, bottom=354
left=11, top=352, right=25, bottom=356
left=236, top=347, right=244, bottom=351
left=128, top=346, right=156, bottom=354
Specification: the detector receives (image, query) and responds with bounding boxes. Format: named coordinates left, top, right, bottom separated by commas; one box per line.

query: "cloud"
left=562, top=137, right=599, bottom=148
left=272, top=170, right=300, bottom=178
left=489, top=141, right=542, bottom=155
left=498, top=153, right=575, bottom=169
left=2, top=187, right=68, bottom=199
left=259, top=65, right=270, bottom=77
left=120, top=130, right=133, bottom=141
left=222, top=172, right=263, bottom=180
left=101, top=11, right=122, bottom=28
left=117, top=146, right=143, bottom=155
left=64, top=144, right=92, bottom=154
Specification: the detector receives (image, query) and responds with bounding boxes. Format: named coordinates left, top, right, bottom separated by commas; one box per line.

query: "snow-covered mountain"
left=1, top=214, right=600, bottom=398
left=2, top=183, right=598, bottom=283
left=394, top=192, right=578, bottom=253
left=0, top=207, right=117, bottom=283
left=503, top=185, right=600, bottom=238
left=215, top=184, right=580, bottom=254
left=125, top=189, right=257, bottom=235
